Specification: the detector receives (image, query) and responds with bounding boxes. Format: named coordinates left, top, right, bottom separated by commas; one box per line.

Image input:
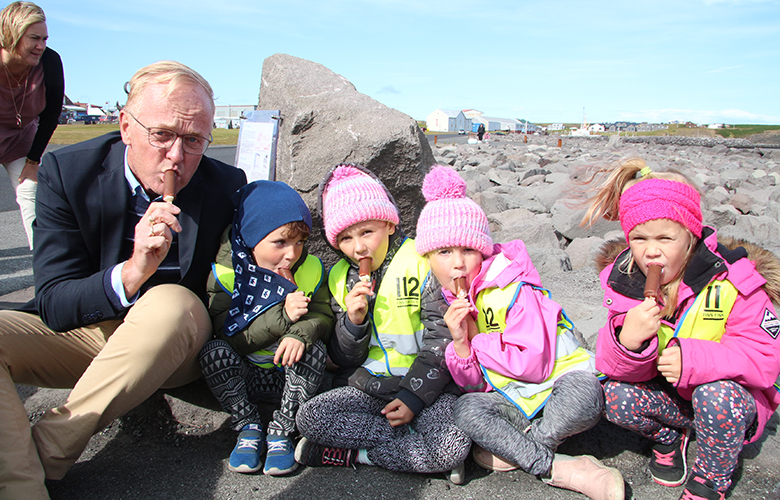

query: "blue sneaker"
left=263, top=436, right=298, bottom=476
left=229, top=424, right=265, bottom=473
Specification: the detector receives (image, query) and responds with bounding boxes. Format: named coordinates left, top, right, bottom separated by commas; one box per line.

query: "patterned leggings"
left=199, top=338, right=327, bottom=436
left=604, top=378, right=757, bottom=492
left=296, top=386, right=471, bottom=473
left=454, top=370, right=604, bottom=476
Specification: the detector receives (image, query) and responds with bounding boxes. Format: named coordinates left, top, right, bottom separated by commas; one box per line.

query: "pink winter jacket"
left=445, top=240, right=568, bottom=392
left=596, top=227, right=780, bottom=443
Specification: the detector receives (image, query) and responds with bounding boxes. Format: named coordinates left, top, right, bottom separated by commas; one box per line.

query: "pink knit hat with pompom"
left=415, top=165, right=493, bottom=257
left=321, top=164, right=400, bottom=246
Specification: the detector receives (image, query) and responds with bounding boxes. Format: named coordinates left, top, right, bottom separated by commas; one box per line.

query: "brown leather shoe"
left=471, top=444, right=520, bottom=472
left=544, top=454, right=625, bottom=500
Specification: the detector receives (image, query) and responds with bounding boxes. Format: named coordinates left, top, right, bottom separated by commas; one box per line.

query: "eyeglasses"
left=126, top=110, right=212, bottom=155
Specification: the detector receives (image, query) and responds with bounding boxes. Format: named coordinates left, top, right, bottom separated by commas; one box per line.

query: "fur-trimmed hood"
left=594, top=231, right=780, bottom=306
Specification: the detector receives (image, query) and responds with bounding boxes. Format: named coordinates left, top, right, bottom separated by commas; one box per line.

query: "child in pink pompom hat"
left=417, top=165, right=622, bottom=499
left=295, top=163, right=470, bottom=483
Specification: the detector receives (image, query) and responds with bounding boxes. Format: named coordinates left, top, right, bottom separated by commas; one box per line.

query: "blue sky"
left=37, top=0, right=780, bottom=124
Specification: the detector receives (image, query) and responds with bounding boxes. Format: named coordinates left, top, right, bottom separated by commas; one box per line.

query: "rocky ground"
left=8, top=133, right=780, bottom=499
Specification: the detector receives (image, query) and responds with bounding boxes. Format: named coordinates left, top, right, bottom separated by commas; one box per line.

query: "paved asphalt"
left=2, top=141, right=779, bottom=499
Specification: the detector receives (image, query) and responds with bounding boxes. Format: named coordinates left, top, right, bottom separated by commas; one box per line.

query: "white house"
left=455, top=111, right=473, bottom=133
left=588, top=123, right=606, bottom=133
left=426, top=109, right=459, bottom=132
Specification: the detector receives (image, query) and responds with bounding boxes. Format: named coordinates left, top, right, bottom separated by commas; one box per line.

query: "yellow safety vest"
left=329, top=238, right=428, bottom=377
left=476, top=280, right=598, bottom=419
left=213, top=254, right=324, bottom=368
left=660, top=278, right=780, bottom=395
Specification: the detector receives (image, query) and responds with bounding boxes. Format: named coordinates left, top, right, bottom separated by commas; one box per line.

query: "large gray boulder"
left=256, top=53, right=435, bottom=260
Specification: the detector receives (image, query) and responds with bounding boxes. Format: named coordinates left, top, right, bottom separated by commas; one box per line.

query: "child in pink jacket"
left=581, top=157, right=780, bottom=500
left=417, top=166, right=623, bottom=500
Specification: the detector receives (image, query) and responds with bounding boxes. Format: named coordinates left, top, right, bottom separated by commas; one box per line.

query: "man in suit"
left=0, top=61, right=246, bottom=499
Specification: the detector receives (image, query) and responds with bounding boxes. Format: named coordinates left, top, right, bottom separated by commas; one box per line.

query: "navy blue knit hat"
left=233, top=181, right=312, bottom=248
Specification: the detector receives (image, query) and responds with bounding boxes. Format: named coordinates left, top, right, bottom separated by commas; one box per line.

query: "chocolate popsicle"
left=454, top=277, right=468, bottom=299
left=359, top=257, right=373, bottom=283
left=163, top=170, right=176, bottom=203
left=279, top=268, right=295, bottom=285
left=644, top=263, right=663, bottom=300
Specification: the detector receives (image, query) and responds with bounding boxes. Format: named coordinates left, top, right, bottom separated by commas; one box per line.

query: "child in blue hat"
left=198, top=180, right=334, bottom=476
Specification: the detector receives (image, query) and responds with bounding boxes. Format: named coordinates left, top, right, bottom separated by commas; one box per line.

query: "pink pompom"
left=331, top=164, right=363, bottom=181
left=422, top=165, right=466, bottom=202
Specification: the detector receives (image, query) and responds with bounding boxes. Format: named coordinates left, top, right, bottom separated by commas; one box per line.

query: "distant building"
left=707, top=123, right=724, bottom=129
left=426, top=109, right=459, bottom=132
left=214, top=104, right=256, bottom=129
left=548, top=123, right=565, bottom=131
left=517, top=119, right=537, bottom=133
left=588, top=123, right=605, bottom=133
left=455, top=111, right=473, bottom=133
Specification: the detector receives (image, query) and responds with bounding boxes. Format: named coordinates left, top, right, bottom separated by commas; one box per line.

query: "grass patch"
left=49, top=123, right=240, bottom=146
left=49, top=124, right=120, bottom=144
left=713, top=124, right=780, bottom=139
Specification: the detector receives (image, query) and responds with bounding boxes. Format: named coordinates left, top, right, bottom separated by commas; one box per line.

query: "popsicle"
left=454, top=277, right=468, bottom=299
left=359, top=257, right=373, bottom=283
left=163, top=170, right=176, bottom=203
left=279, top=268, right=295, bottom=285
left=644, top=263, right=663, bottom=300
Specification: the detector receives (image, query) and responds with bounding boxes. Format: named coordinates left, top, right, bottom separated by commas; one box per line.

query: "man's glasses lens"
left=148, top=128, right=210, bottom=154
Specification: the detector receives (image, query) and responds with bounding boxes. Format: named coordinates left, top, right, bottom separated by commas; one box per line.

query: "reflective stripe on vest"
left=329, top=238, right=428, bottom=377
left=213, top=255, right=324, bottom=368
left=656, top=279, right=739, bottom=353
left=475, top=280, right=597, bottom=419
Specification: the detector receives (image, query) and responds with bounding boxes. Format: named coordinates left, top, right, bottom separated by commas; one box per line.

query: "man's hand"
left=382, top=398, right=414, bottom=427
left=658, top=345, right=682, bottom=384
left=121, top=201, right=182, bottom=297
left=619, top=298, right=661, bottom=351
left=274, top=337, right=305, bottom=367
left=284, top=290, right=310, bottom=323
left=444, top=298, right=476, bottom=358
left=345, top=280, right=373, bottom=326
left=19, top=159, right=39, bottom=183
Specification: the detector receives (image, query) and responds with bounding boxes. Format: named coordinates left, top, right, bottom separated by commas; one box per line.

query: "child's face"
left=628, top=218, right=692, bottom=284
left=336, top=220, right=395, bottom=271
left=252, top=226, right=306, bottom=276
left=428, top=246, right=484, bottom=296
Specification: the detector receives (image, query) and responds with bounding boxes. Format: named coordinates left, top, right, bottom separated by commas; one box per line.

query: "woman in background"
left=1, top=1, right=64, bottom=249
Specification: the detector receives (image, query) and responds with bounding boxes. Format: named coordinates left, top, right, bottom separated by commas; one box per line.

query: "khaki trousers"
left=0, top=285, right=211, bottom=500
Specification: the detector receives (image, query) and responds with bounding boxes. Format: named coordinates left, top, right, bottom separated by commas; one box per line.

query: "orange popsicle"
left=163, top=170, right=175, bottom=203
left=279, top=268, right=295, bottom=285
left=644, top=263, right=663, bottom=300
left=359, top=257, right=373, bottom=283
left=454, top=277, right=467, bottom=299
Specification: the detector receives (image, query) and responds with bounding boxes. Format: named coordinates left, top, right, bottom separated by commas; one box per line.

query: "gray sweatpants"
left=296, top=386, right=471, bottom=473
left=453, top=370, right=604, bottom=476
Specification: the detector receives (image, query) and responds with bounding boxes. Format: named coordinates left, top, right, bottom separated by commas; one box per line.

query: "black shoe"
left=294, top=437, right=357, bottom=467
left=649, top=428, right=690, bottom=487
left=678, top=474, right=725, bottom=500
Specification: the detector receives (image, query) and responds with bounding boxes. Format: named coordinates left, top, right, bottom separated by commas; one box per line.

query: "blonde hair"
left=579, top=157, right=694, bottom=228
left=124, top=60, right=214, bottom=115
left=578, top=157, right=700, bottom=317
left=0, top=1, right=45, bottom=52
